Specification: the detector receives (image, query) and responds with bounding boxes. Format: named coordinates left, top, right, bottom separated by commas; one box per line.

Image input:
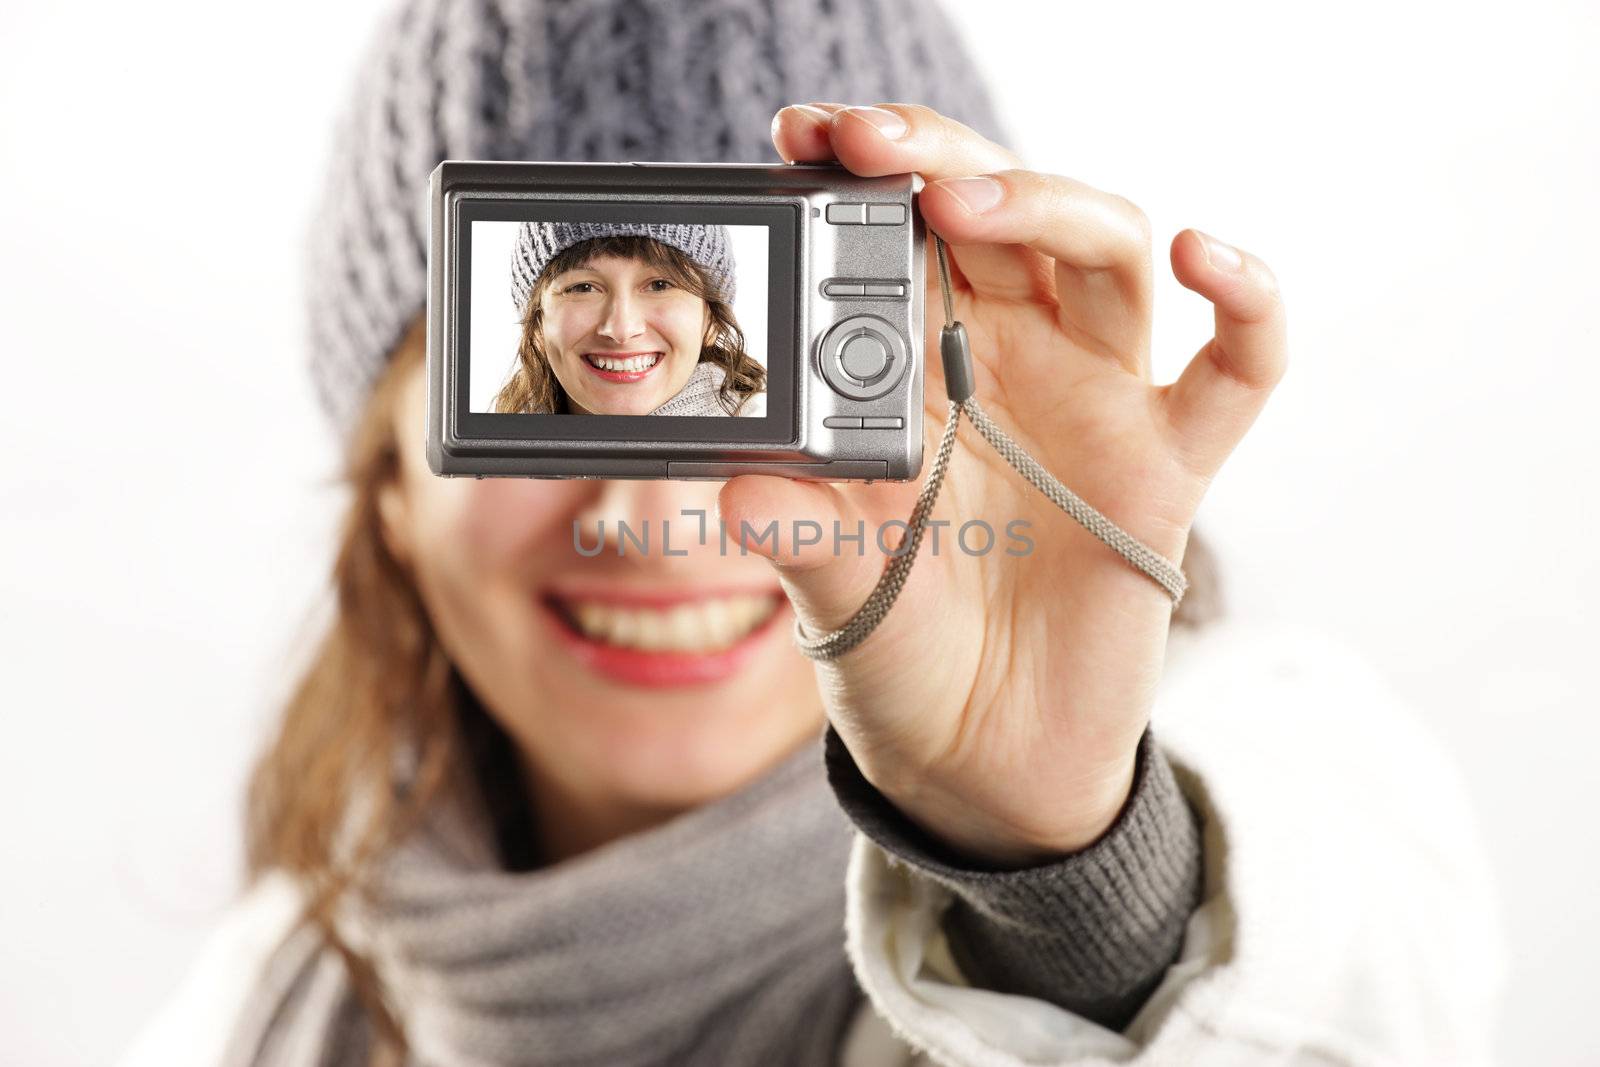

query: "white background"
left=1, top=1, right=1596, bottom=1063
left=467, top=221, right=769, bottom=411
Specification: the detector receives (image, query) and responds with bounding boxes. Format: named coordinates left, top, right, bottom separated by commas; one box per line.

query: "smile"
left=582, top=351, right=663, bottom=382
left=550, top=591, right=781, bottom=652
left=540, top=590, right=788, bottom=688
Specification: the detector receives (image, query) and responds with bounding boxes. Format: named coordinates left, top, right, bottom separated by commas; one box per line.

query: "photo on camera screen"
left=468, top=220, right=770, bottom=417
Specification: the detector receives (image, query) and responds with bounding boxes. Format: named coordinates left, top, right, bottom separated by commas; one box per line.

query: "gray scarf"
left=226, top=734, right=862, bottom=1067
left=646, top=360, right=745, bottom=417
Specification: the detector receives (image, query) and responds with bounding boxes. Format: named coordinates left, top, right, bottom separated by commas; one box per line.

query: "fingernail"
left=840, top=105, right=908, bottom=140
left=788, top=104, right=835, bottom=130
left=1196, top=230, right=1243, bottom=272
left=934, top=176, right=1004, bottom=215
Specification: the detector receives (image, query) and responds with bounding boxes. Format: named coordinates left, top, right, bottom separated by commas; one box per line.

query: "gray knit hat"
left=305, top=0, right=1014, bottom=437
left=510, top=222, right=737, bottom=313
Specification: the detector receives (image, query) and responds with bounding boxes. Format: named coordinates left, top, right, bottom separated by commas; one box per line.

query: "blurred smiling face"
left=541, top=252, right=709, bottom=415
left=379, top=331, right=820, bottom=855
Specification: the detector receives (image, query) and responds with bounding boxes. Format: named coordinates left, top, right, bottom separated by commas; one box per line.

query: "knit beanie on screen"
left=304, top=0, right=1014, bottom=438
left=510, top=222, right=737, bottom=312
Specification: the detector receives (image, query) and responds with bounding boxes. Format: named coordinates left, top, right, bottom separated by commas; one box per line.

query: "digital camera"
left=426, top=160, right=925, bottom=481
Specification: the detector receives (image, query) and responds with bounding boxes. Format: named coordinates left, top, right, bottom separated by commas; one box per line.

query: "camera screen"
left=468, top=220, right=771, bottom=418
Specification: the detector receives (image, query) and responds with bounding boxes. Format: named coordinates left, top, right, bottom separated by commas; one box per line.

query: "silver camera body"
left=426, top=160, right=925, bottom=481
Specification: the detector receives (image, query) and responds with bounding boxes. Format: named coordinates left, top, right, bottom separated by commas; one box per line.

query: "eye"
left=646, top=278, right=674, bottom=292
left=562, top=281, right=597, bottom=294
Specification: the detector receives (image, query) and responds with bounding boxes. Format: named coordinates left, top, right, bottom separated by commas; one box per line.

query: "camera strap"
left=792, top=234, right=1189, bottom=661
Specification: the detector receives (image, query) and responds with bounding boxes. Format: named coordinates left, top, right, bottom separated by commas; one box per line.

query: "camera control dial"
left=818, top=315, right=909, bottom=401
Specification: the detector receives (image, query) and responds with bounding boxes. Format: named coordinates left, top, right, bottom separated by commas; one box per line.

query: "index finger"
left=775, top=103, right=1061, bottom=307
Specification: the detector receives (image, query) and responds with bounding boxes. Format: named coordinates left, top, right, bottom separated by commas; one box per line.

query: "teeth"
left=563, top=594, right=778, bottom=652
left=587, top=353, right=661, bottom=372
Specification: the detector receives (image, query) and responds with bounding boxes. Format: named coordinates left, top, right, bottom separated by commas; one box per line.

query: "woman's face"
left=539, top=253, right=710, bottom=415
left=381, top=347, right=821, bottom=859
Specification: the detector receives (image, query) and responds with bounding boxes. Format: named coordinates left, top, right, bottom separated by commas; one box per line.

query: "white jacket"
left=120, top=619, right=1505, bottom=1066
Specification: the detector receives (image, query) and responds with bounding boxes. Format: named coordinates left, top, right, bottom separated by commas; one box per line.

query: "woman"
left=494, top=223, right=767, bottom=417
left=121, top=0, right=1501, bottom=1064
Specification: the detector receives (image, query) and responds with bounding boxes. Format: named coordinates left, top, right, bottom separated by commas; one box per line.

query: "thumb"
left=717, top=475, right=893, bottom=636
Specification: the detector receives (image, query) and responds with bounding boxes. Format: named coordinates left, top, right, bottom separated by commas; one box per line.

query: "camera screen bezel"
left=451, top=198, right=799, bottom=445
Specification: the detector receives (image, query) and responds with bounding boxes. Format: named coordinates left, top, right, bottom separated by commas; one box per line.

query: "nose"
left=598, top=288, right=646, bottom=344
left=571, top=478, right=726, bottom=559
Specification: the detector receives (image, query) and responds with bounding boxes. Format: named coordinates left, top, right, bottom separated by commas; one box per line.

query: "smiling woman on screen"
left=495, top=222, right=766, bottom=417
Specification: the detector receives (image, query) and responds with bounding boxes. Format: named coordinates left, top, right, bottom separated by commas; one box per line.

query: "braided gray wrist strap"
left=792, top=234, right=1188, bottom=662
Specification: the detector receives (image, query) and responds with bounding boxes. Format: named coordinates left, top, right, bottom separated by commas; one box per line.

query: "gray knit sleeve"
left=822, top=724, right=1202, bottom=1031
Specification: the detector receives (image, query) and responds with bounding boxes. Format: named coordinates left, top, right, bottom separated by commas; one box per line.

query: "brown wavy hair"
left=492, top=235, right=766, bottom=415
left=244, top=317, right=1224, bottom=1062
left=244, top=320, right=521, bottom=1066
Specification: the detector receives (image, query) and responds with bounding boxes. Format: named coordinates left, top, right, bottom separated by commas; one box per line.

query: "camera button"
left=861, top=282, right=906, bottom=298
left=861, top=417, right=904, bottom=429
left=825, top=203, right=868, bottom=224
left=823, top=281, right=866, bottom=297
left=824, top=416, right=864, bottom=429
left=839, top=332, right=891, bottom=381
left=866, top=203, right=908, bottom=225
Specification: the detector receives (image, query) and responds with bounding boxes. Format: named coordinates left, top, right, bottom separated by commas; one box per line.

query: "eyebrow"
left=554, top=262, right=666, bottom=283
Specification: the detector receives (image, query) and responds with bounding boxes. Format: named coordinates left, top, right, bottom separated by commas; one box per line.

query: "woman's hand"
left=718, top=103, right=1287, bottom=866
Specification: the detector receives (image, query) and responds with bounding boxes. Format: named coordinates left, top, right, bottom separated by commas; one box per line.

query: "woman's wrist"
left=856, top=745, right=1141, bottom=869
